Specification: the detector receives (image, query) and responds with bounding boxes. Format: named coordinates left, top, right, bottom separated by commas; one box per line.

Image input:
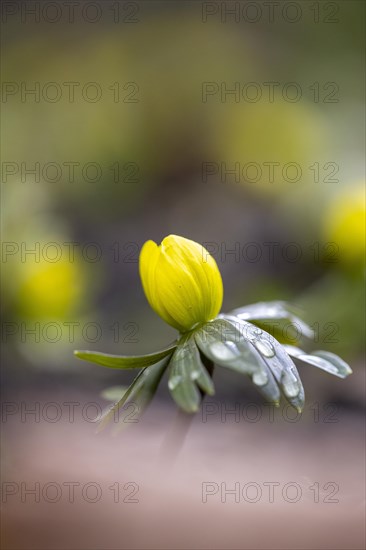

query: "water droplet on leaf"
left=281, top=371, right=300, bottom=398
left=254, top=340, right=275, bottom=358
left=168, top=375, right=183, bottom=390
left=252, top=370, right=269, bottom=386
left=210, top=341, right=239, bottom=361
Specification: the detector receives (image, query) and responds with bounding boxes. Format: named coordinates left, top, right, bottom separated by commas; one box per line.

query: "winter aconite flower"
left=74, top=235, right=352, bottom=431
left=139, top=235, right=223, bottom=333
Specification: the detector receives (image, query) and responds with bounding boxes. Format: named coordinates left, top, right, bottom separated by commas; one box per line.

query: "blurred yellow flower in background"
left=323, top=182, right=366, bottom=266
left=213, top=99, right=327, bottom=195
left=17, top=256, right=85, bottom=320
left=139, top=235, right=223, bottom=333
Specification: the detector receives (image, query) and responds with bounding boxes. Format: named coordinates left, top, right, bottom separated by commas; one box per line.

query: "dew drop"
left=210, top=341, right=239, bottom=361
left=190, top=370, right=200, bottom=381
left=252, top=370, right=269, bottom=386
left=168, top=375, right=182, bottom=390
left=281, top=371, right=300, bottom=398
left=254, top=340, right=275, bottom=358
left=245, top=326, right=263, bottom=342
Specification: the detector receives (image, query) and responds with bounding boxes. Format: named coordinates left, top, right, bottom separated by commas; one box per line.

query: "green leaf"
left=283, top=345, right=352, bottom=379
left=97, top=357, right=170, bottom=433
left=312, top=351, right=352, bottom=378
left=194, top=354, right=215, bottom=396
left=168, top=337, right=204, bottom=413
left=98, top=372, right=144, bottom=432
left=222, top=316, right=305, bottom=411
left=195, top=319, right=281, bottom=405
left=230, top=301, right=314, bottom=340
left=101, top=386, right=128, bottom=402
left=195, top=319, right=263, bottom=375
left=74, top=344, right=176, bottom=369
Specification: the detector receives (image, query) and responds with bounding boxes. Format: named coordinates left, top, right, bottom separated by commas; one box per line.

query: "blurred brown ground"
left=2, top=383, right=365, bottom=550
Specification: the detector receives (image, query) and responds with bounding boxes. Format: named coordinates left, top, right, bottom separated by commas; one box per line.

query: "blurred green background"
left=1, top=0, right=365, bottom=403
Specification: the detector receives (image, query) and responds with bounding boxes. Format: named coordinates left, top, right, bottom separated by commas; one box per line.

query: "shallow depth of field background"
left=1, top=1, right=365, bottom=549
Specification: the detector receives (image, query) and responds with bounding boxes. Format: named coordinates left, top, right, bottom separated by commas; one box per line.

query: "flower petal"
left=139, top=240, right=182, bottom=330
left=139, top=235, right=223, bottom=332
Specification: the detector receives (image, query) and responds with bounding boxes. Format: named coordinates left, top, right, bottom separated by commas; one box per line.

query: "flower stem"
left=159, top=408, right=194, bottom=466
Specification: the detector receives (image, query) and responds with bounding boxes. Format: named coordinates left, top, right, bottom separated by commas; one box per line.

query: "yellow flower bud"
left=139, top=235, right=223, bottom=333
